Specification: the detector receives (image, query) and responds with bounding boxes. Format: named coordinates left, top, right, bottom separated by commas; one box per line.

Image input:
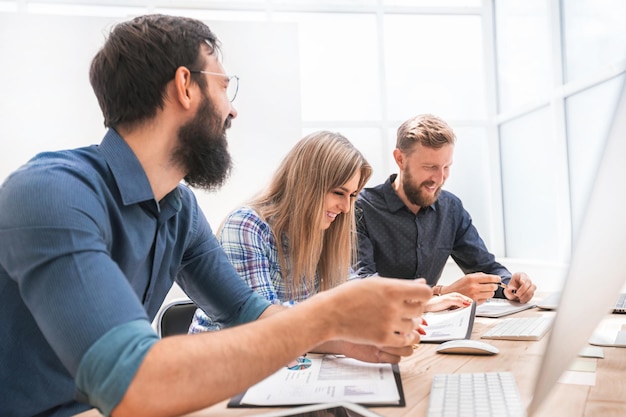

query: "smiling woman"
left=190, top=131, right=372, bottom=332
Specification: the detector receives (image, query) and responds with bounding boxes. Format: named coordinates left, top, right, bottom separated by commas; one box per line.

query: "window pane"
left=383, top=0, right=481, bottom=6
left=157, top=8, right=266, bottom=21
left=0, top=2, right=17, bottom=12
left=273, top=0, right=377, bottom=5
left=443, top=126, right=494, bottom=249
left=565, top=75, right=625, bottom=240
left=562, top=0, right=626, bottom=82
left=26, top=3, right=145, bottom=16
left=275, top=12, right=381, bottom=122
left=384, top=14, right=486, bottom=121
left=494, top=0, right=551, bottom=112
left=156, top=0, right=266, bottom=5
left=29, top=0, right=143, bottom=5
left=500, top=109, right=571, bottom=262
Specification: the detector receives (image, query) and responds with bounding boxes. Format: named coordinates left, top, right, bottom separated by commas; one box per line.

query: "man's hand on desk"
left=437, top=272, right=536, bottom=305
left=437, top=272, right=502, bottom=304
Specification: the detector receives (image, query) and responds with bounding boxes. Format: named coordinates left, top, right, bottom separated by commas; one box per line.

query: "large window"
left=494, top=0, right=626, bottom=264
left=1, top=0, right=625, bottom=267
left=494, top=0, right=551, bottom=113
left=565, top=75, right=626, bottom=241
left=499, top=109, right=570, bottom=262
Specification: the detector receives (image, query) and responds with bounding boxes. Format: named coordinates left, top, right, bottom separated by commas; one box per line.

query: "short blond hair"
left=396, top=114, right=456, bottom=155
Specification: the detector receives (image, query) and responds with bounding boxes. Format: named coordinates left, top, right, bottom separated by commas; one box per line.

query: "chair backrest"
left=156, top=299, right=197, bottom=337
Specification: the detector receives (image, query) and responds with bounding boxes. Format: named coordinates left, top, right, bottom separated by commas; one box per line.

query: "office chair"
left=156, top=299, right=198, bottom=337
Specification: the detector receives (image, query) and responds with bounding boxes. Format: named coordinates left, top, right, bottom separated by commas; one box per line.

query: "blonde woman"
left=191, top=131, right=436, bottom=363
left=190, top=131, right=372, bottom=333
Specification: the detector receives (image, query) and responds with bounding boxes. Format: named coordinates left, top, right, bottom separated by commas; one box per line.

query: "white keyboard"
left=481, top=316, right=554, bottom=341
left=426, top=372, right=526, bottom=417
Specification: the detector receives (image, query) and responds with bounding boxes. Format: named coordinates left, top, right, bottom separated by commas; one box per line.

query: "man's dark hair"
left=89, top=14, right=220, bottom=129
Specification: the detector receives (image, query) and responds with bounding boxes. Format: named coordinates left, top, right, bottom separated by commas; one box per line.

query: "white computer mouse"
left=435, top=339, right=499, bottom=355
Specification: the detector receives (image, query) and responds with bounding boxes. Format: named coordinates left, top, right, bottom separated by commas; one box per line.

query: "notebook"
left=426, top=76, right=626, bottom=417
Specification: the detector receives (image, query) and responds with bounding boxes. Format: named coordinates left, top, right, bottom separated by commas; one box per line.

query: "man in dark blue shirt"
left=355, top=114, right=536, bottom=305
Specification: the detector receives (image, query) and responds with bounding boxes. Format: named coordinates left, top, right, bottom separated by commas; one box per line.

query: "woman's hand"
left=425, top=292, right=472, bottom=312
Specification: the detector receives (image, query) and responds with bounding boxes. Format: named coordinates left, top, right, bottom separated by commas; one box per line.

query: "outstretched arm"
left=113, top=277, right=432, bottom=417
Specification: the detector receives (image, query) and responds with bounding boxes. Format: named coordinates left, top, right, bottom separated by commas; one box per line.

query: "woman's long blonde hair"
left=249, top=131, right=372, bottom=298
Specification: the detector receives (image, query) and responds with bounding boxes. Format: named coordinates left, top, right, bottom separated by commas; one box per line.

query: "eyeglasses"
left=189, top=70, right=239, bottom=102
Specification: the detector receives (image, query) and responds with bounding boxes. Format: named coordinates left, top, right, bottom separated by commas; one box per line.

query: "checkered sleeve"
left=218, top=207, right=285, bottom=304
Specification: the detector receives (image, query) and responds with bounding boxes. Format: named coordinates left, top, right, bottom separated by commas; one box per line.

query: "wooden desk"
left=75, top=309, right=626, bottom=417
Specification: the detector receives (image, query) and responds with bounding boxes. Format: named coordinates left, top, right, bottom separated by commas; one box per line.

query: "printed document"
left=235, top=354, right=402, bottom=406
left=420, top=302, right=476, bottom=342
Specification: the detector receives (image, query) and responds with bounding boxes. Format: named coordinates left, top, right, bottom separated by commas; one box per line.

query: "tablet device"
left=252, top=402, right=383, bottom=417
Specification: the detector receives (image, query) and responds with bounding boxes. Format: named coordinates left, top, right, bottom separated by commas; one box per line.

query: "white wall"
left=0, top=13, right=302, bottom=227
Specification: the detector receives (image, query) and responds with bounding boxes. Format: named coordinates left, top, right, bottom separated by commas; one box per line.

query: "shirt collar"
left=97, top=129, right=158, bottom=206
left=383, top=173, right=436, bottom=213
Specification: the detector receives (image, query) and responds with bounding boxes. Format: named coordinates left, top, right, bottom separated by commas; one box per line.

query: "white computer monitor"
left=528, top=76, right=626, bottom=415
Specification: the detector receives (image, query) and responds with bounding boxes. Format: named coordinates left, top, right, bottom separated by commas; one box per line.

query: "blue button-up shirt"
left=0, top=129, right=269, bottom=416
left=355, top=174, right=510, bottom=291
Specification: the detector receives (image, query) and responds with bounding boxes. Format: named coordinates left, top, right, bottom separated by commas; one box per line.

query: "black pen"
left=498, top=282, right=516, bottom=294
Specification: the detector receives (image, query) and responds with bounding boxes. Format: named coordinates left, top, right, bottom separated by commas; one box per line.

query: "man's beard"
left=172, top=93, right=233, bottom=191
left=402, top=167, right=443, bottom=208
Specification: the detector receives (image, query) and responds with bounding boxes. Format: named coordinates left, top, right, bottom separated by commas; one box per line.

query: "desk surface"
left=75, top=308, right=626, bottom=417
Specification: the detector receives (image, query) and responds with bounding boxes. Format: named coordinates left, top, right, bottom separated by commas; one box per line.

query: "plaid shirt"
left=189, top=207, right=317, bottom=332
